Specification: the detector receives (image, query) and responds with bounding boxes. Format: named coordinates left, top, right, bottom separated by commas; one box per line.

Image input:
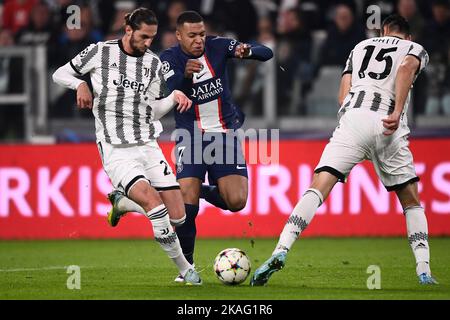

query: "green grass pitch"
left=1, top=238, right=449, bottom=300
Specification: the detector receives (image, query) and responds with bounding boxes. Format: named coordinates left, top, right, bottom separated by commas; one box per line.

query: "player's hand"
left=235, top=43, right=251, bottom=58
left=76, top=82, right=93, bottom=109
left=382, top=111, right=401, bottom=136
left=173, top=90, right=192, bottom=113
left=184, top=59, right=203, bottom=78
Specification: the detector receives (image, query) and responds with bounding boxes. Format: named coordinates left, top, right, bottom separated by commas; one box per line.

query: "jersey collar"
left=384, top=35, right=404, bottom=40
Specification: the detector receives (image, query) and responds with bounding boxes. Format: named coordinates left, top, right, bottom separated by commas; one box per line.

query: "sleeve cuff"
left=74, top=80, right=86, bottom=90
left=342, top=70, right=352, bottom=77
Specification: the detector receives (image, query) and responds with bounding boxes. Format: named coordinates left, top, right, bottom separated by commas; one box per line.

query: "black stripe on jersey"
left=407, top=44, right=414, bottom=54
left=143, top=57, right=158, bottom=97
left=418, top=49, right=427, bottom=60
left=388, top=99, right=395, bottom=115
left=347, top=51, right=353, bottom=72
left=147, top=57, right=159, bottom=140
left=158, top=67, right=168, bottom=98
left=407, top=46, right=427, bottom=75
left=370, top=92, right=382, bottom=112
left=148, top=57, right=158, bottom=85
left=353, top=91, right=366, bottom=109
left=343, top=92, right=354, bottom=108
left=145, top=104, right=153, bottom=136
left=98, top=46, right=111, bottom=143
left=132, top=56, right=144, bottom=143
left=417, top=49, right=428, bottom=73
left=69, top=60, right=82, bottom=75
left=78, top=44, right=99, bottom=72
left=148, top=116, right=155, bottom=139
left=342, top=51, right=353, bottom=76
left=115, top=51, right=129, bottom=144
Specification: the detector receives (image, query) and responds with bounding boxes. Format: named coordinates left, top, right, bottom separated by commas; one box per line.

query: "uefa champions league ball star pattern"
left=213, top=248, right=251, bottom=285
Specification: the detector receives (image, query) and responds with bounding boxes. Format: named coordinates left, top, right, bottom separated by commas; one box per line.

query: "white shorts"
left=315, top=109, right=419, bottom=191
left=97, top=139, right=179, bottom=196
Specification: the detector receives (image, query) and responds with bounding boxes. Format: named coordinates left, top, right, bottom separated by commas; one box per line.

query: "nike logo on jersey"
left=195, top=72, right=207, bottom=80
left=236, top=165, right=246, bottom=169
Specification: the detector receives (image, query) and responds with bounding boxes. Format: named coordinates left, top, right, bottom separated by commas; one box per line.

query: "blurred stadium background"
left=0, top=0, right=449, bottom=239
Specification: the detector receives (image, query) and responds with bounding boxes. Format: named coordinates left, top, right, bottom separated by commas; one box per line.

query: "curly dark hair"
left=124, top=7, right=158, bottom=30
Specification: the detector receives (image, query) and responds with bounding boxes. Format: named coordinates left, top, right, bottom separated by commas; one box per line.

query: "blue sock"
left=175, top=204, right=199, bottom=264
left=200, top=185, right=229, bottom=210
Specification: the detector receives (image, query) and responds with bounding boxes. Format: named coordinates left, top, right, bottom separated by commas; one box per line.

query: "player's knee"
left=226, top=195, right=247, bottom=212
left=130, top=185, right=162, bottom=212
left=396, top=182, right=420, bottom=209
left=180, top=188, right=200, bottom=204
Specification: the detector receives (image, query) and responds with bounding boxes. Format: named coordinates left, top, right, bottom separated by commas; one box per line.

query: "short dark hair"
left=124, top=7, right=158, bottom=30
left=381, top=14, right=411, bottom=36
left=176, top=11, right=203, bottom=27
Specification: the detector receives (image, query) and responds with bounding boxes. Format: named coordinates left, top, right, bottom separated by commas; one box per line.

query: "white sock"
left=118, top=196, right=146, bottom=215
left=170, top=215, right=186, bottom=227
left=147, top=205, right=192, bottom=275
left=272, top=188, right=323, bottom=255
left=404, top=206, right=431, bottom=276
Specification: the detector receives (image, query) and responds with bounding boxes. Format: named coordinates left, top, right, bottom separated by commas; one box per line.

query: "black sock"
left=200, top=185, right=229, bottom=210
left=175, top=204, right=199, bottom=264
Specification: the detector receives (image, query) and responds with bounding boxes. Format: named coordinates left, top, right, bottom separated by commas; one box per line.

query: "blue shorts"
left=175, top=132, right=248, bottom=185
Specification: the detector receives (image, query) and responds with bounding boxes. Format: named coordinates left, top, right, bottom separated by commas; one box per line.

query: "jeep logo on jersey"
left=191, top=78, right=223, bottom=101
left=113, top=73, right=145, bottom=93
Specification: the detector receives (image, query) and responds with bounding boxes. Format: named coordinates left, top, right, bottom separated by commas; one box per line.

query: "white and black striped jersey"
left=341, top=36, right=429, bottom=118
left=70, top=39, right=167, bottom=144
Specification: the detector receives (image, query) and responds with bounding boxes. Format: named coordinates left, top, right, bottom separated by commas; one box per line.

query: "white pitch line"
left=0, top=266, right=92, bottom=272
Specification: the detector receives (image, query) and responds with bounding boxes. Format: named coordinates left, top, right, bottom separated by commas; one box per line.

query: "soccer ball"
left=213, top=248, right=251, bottom=285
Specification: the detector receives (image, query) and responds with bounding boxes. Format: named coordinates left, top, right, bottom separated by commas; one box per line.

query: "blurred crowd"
left=0, top=0, right=449, bottom=139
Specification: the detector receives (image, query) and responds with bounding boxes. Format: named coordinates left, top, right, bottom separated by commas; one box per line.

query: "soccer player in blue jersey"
left=159, top=11, right=273, bottom=281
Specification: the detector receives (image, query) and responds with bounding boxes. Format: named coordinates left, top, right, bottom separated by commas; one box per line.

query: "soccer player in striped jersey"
left=159, top=11, right=273, bottom=281
left=251, top=15, right=438, bottom=286
left=52, top=8, right=201, bottom=285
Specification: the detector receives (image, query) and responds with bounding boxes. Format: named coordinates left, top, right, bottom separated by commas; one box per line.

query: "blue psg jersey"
left=160, top=36, right=250, bottom=133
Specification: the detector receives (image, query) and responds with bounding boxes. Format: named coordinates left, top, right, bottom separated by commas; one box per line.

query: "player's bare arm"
left=382, top=55, right=420, bottom=136
left=76, top=82, right=93, bottom=109
left=173, top=89, right=192, bottom=112
left=338, top=73, right=352, bottom=106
